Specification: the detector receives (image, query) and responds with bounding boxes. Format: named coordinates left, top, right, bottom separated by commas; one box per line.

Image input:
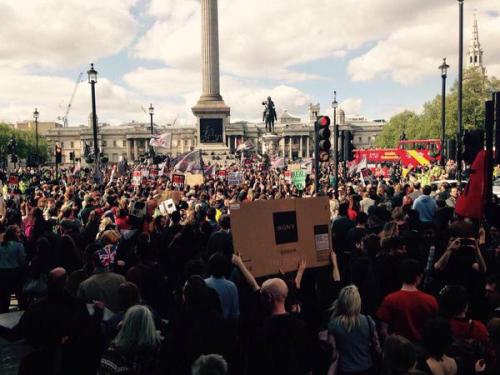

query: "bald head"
left=261, top=278, right=288, bottom=303
left=48, top=267, right=68, bottom=295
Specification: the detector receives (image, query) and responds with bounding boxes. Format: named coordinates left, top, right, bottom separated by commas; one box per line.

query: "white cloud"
left=340, top=98, right=363, bottom=115
left=123, top=66, right=313, bottom=123
left=0, top=0, right=138, bottom=69
left=0, top=68, right=183, bottom=126
left=132, top=0, right=440, bottom=82
left=123, top=67, right=201, bottom=96
left=348, top=0, right=500, bottom=84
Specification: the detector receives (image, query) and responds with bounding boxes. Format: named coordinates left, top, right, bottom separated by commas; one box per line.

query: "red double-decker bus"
left=354, top=139, right=442, bottom=167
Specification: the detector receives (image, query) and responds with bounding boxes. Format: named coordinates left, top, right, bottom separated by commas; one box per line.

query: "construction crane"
left=59, top=72, right=83, bottom=127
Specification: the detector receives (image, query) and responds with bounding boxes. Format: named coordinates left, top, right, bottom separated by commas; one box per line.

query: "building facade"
left=45, top=104, right=385, bottom=165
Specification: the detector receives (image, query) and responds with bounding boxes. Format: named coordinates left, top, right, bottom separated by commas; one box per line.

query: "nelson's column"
left=192, top=0, right=230, bottom=153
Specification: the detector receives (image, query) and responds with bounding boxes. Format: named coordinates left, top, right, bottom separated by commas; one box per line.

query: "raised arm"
left=295, top=259, right=307, bottom=289
left=434, top=238, right=460, bottom=271
left=232, top=254, right=260, bottom=292
left=330, top=250, right=340, bottom=282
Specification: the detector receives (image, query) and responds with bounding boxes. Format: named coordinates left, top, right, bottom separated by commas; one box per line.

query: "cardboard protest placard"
left=159, top=199, right=177, bottom=216
left=172, top=174, right=185, bottom=190
left=231, top=196, right=332, bottom=277
left=228, top=172, right=243, bottom=186
left=288, top=163, right=301, bottom=171
left=284, top=170, right=292, bottom=183
left=185, top=173, right=204, bottom=187
left=132, top=171, right=141, bottom=187
left=161, top=190, right=183, bottom=205
left=292, top=170, right=306, bottom=190
left=217, top=170, right=227, bottom=179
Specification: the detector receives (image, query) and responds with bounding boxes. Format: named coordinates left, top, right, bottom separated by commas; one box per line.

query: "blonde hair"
left=113, top=305, right=160, bottom=353
left=330, top=285, right=362, bottom=332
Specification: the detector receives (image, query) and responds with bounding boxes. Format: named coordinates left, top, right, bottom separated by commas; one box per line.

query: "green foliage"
left=376, top=67, right=500, bottom=148
left=0, top=123, right=49, bottom=159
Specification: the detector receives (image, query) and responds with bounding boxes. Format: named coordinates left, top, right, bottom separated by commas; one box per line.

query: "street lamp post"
left=149, top=103, right=155, bottom=160
left=33, top=108, right=39, bottom=160
left=439, top=58, right=449, bottom=166
left=87, top=63, right=100, bottom=177
left=457, top=0, right=464, bottom=182
left=332, top=91, right=339, bottom=199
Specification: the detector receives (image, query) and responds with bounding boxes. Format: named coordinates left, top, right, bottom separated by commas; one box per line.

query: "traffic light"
left=316, top=115, right=331, bottom=162
left=462, top=130, right=483, bottom=164
left=55, top=144, right=62, bottom=164
left=342, top=130, right=354, bottom=161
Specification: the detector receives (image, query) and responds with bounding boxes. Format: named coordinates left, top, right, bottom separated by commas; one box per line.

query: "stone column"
left=288, top=137, right=293, bottom=159
left=133, top=140, right=138, bottom=161
left=126, top=140, right=131, bottom=160
left=281, top=137, right=285, bottom=157
left=200, top=0, right=222, bottom=102
left=299, top=136, right=303, bottom=158
left=306, top=136, right=310, bottom=157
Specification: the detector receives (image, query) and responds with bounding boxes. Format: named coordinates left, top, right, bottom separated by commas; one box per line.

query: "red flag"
left=455, top=150, right=488, bottom=220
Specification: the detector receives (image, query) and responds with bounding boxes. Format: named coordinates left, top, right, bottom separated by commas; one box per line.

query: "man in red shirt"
left=377, top=259, right=438, bottom=342
left=439, top=285, right=489, bottom=344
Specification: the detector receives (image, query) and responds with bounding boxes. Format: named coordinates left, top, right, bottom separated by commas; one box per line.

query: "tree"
left=376, top=67, right=500, bottom=147
left=0, top=123, right=49, bottom=160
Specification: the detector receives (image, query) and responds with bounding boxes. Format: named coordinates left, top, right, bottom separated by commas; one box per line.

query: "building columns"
left=133, top=140, right=138, bottom=161
left=126, top=140, right=131, bottom=160
left=306, top=136, right=310, bottom=157
left=299, top=136, right=303, bottom=158
left=288, top=137, right=292, bottom=159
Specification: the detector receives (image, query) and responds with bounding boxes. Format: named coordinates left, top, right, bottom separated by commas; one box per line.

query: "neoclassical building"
left=44, top=104, right=385, bottom=165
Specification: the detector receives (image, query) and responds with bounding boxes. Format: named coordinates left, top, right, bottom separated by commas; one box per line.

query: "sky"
left=0, top=0, right=499, bottom=127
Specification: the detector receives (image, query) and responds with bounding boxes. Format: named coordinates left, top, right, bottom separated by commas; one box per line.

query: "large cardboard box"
left=231, top=197, right=332, bottom=277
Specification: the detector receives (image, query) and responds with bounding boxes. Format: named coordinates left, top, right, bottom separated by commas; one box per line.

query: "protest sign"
left=292, top=170, right=306, bottom=190
left=217, top=170, right=227, bottom=179
left=228, top=172, right=243, bottom=186
left=284, top=170, right=292, bottom=183
left=231, top=196, right=331, bottom=277
left=132, top=171, right=141, bottom=187
left=185, top=173, right=204, bottom=187
left=288, top=163, right=301, bottom=171
left=141, top=169, right=150, bottom=178
left=172, top=174, right=185, bottom=190
left=159, top=199, right=177, bottom=216
left=161, top=190, right=183, bottom=205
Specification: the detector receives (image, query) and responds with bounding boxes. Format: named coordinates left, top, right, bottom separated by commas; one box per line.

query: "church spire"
left=466, top=12, right=484, bottom=72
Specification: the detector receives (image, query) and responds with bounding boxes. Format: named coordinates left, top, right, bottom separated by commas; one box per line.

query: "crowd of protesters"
left=0, top=158, right=499, bottom=375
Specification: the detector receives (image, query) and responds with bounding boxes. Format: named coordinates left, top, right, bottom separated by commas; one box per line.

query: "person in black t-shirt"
left=247, top=278, right=314, bottom=375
